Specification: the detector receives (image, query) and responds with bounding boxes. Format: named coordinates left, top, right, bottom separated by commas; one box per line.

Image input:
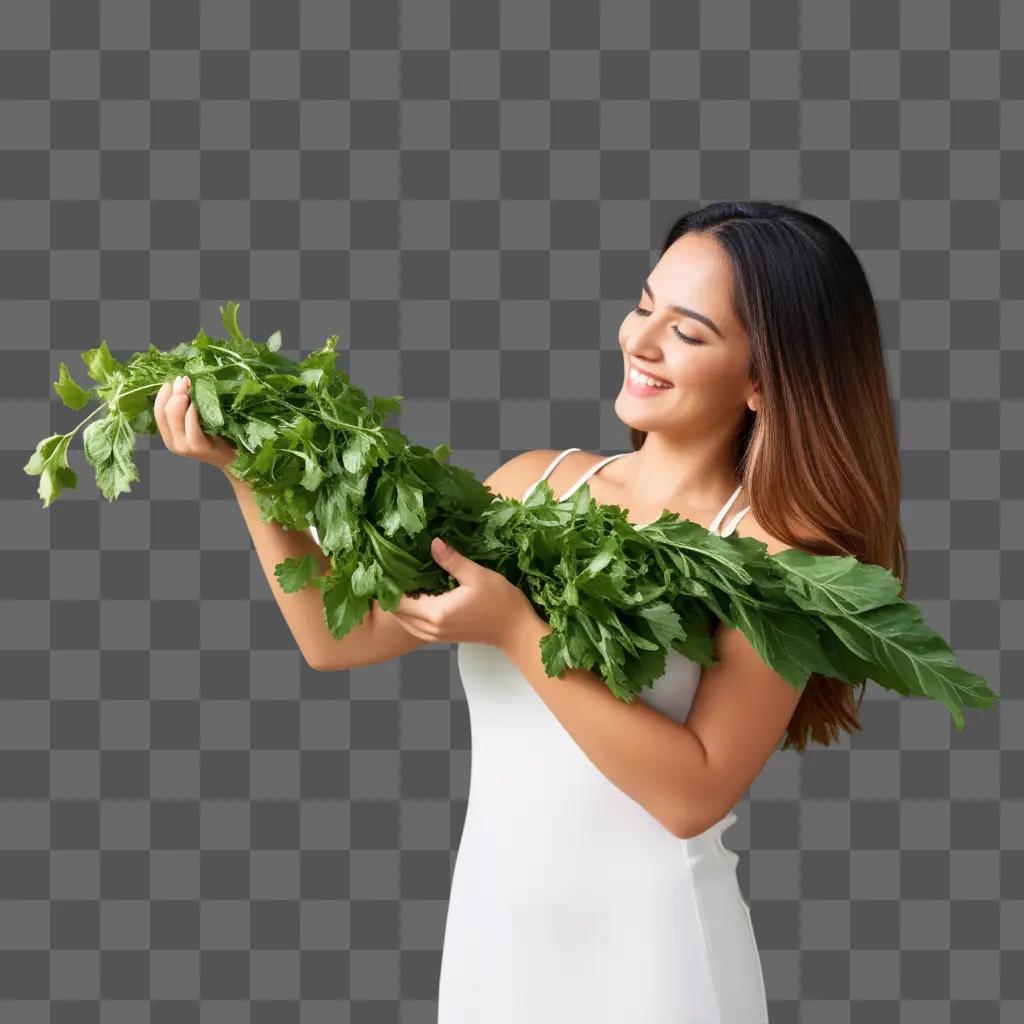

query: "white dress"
left=437, top=448, right=767, bottom=1024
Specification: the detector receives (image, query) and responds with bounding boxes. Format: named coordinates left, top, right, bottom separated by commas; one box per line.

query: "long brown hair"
left=630, top=201, right=908, bottom=752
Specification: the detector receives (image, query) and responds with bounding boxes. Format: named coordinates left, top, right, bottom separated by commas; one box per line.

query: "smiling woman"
left=617, top=201, right=909, bottom=753
left=435, top=201, right=911, bottom=1024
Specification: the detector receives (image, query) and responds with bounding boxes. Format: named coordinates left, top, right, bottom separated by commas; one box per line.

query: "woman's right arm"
left=154, top=373, right=550, bottom=672
left=153, top=373, right=427, bottom=671
left=223, top=471, right=429, bottom=671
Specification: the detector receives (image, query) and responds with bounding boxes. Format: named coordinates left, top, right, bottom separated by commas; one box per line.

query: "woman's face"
left=615, top=232, right=757, bottom=436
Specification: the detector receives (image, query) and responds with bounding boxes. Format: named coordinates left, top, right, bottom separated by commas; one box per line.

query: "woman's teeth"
left=629, top=367, right=672, bottom=389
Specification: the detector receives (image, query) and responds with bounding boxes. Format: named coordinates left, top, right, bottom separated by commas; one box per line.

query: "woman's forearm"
left=498, top=607, right=710, bottom=838
left=223, top=470, right=335, bottom=665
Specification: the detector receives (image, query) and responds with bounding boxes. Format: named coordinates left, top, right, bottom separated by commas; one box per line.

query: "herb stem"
left=205, top=343, right=261, bottom=378
left=203, top=342, right=369, bottom=431
left=66, top=378, right=175, bottom=441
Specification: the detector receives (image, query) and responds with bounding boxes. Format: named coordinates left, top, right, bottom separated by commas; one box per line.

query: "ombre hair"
left=630, top=201, right=908, bottom=752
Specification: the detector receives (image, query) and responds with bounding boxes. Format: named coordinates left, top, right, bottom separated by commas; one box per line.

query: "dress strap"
left=557, top=452, right=631, bottom=501
left=719, top=505, right=751, bottom=537
left=709, top=484, right=751, bottom=537
left=525, top=451, right=751, bottom=536
left=522, top=448, right=582, bottom=501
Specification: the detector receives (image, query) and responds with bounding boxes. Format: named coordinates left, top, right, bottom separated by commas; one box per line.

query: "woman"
left=155, top=200, right=908, bottom=1022
left=389, top=201, right=908, bottom=1023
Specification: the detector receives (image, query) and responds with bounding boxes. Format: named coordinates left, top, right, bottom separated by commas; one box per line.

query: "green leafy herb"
left=26, top=302, right=999, bottom=731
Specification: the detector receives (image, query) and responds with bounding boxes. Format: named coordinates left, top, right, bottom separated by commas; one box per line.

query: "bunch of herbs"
left=25, top=302, right=998, bottom=730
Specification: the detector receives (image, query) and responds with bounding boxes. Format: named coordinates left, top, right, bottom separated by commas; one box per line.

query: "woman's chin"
left=614, top=392, right=665, bottom=429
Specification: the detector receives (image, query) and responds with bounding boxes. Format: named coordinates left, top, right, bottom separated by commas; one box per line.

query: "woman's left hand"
left=390, top=537, right=535, bottom=651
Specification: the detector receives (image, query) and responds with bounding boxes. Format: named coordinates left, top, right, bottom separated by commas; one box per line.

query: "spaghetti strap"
left=524, top=450, right=751, bottom=537
left=720, top=504, right=751, bottom=537
left=709, top=484, right=752, bottom=537
left=522, top=448, right=582, bottom=501
left=558, top=452, right=631, bottom=501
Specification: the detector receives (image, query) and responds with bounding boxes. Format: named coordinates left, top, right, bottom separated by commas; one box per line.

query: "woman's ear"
left=746, top=387, right=759, bottom=414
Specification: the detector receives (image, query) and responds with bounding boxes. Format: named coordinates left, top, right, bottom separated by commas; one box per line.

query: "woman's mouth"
left=627, top=364, right=674, bottom=396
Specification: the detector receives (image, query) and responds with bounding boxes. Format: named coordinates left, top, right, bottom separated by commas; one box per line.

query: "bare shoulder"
left=729, top=508, right=821, bottom=557
left=482, top=449, right=569, bottom=501
left=729, top=512, right=792, bottom=557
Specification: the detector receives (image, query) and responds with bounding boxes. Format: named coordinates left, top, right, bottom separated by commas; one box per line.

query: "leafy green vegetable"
left=26, top=302, right=999, bottom=731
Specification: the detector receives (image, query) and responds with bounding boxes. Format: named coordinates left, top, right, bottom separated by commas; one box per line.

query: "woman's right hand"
left=154, top=375, right=238, bottom=472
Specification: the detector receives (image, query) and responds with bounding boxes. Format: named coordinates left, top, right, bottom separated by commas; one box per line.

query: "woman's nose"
left=625, top=318, right=661, bottom=351
left=626, top=332, right=661, bottom=356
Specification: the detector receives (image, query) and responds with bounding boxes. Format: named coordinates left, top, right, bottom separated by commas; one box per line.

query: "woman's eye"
left=630, top=305, right=703, bottom=346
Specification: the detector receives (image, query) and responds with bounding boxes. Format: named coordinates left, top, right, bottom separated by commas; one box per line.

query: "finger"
left=183, top=400, right=216, bottom=453
left=391, top=612, right=431, bottom=641
left=404, top=594, right=442, bottom=623
left=394, top=596, right=437, bottom=630
left=165, top=376, right=190, bottom=451
left=392, top=605, right=428, bottom=629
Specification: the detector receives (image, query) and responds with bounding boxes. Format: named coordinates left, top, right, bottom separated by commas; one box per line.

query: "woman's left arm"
left=497, top=604, right=804, bottom=839
left=390, top=497, right=804, bottom=839
left=390, top=537, right=708, bottom=835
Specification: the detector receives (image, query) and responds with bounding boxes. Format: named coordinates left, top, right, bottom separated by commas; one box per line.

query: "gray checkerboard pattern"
left=1, top=0, right=1021, bottom=1021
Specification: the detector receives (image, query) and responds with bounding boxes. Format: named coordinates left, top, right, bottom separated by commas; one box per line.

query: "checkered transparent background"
left=1, top=1, right=1023, bottom=1021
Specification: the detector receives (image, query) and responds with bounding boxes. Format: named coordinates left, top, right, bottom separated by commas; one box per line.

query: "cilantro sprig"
left=26, top=302, right=998, bottom=731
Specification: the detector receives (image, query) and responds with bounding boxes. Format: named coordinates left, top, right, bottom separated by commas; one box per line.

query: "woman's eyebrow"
left=643, top=279, right=724, bottom=338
